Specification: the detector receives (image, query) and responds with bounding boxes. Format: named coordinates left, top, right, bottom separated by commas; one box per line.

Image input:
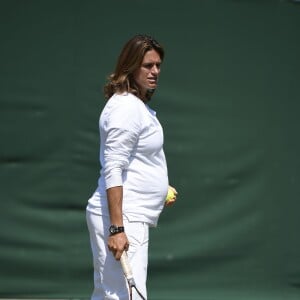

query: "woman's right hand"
left=108, top=232, right=129, bottom=260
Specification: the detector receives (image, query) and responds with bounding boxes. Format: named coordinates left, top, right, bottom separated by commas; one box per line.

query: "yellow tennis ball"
left=165, top=188, right=175, bottom=203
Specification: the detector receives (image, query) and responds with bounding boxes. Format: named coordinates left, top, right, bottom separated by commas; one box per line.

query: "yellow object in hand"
left=165, top=187, right=176, bottom=204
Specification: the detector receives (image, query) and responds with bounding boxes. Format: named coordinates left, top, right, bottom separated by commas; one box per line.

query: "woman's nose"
left=151, top=65, right=160, bottom=74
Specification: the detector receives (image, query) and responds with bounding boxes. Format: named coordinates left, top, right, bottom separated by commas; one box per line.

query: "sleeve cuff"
left=105, top=170, right=123, bottom=189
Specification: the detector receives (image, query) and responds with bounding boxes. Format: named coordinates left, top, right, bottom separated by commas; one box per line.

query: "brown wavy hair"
left=104, top=35, right=164, bottom=100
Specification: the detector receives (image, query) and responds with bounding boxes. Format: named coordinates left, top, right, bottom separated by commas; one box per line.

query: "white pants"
left=86, top=211, right=149, bottom=300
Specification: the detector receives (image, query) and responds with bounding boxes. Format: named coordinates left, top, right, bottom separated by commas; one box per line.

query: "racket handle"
left=120, top=251, right=136, bottom=287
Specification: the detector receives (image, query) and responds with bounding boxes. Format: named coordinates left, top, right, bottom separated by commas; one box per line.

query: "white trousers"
left=86, top=211, right=149, bottom=300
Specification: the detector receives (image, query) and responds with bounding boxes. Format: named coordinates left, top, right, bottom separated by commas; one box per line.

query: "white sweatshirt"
left=86, top=92, right=169, bottom=226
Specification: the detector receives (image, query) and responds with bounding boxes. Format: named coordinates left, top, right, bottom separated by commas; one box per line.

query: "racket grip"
left=120, top=251, right=136, bottom=287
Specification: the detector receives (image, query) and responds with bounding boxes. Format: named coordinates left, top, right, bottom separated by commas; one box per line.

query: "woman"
left=86, top=34, right=177, bottom=300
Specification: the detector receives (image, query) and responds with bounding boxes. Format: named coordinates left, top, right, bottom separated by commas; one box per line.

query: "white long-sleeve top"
left=86, top=92, right=169, bottom=226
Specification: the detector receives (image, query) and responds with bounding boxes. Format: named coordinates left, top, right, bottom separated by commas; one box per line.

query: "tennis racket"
left=120, top=251, right=146, bottom=300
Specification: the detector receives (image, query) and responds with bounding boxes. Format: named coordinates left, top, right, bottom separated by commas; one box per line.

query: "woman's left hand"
left=165, top=185, right=177, bottom=206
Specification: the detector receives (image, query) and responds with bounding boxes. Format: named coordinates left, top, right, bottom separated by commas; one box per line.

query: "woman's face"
left=133, top=49, right=162, bottom=97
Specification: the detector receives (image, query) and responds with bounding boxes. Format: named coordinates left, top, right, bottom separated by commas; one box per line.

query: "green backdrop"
left=1, top=0, right=300, bottom=299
